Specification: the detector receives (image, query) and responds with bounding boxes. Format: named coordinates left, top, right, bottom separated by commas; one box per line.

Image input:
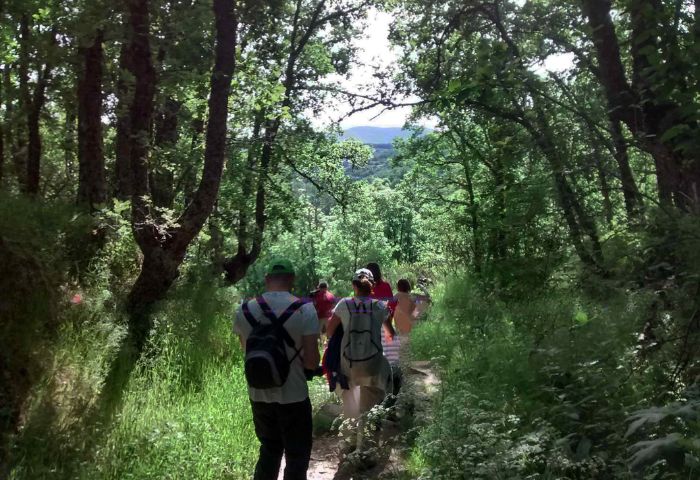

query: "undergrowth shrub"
left=0, top=196, right=93, bottom=472
left=8, top=271, right=267, bottom=479
left=2, top=195, right=297, bottom=479
left=408, top=275, right=699, bottom=479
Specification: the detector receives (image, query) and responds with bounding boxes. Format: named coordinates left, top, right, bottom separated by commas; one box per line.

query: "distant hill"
left=341, top=126, right=430, bottom=184
left=342, top=126, right=421, bottom=145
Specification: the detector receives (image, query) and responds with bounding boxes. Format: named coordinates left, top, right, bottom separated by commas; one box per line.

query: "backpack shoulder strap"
left=241, top=300, right=259, bottom=328
left=256, top=296, right=305, bottom=351
left=256, top=296, right=277, bottom=323
left=278, top=300, right=306, bottom=360
left=276, top=299, right=305, bottom=325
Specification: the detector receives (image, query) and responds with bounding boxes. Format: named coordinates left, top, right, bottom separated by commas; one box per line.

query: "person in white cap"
left=326, top=268, right=393, bottom=451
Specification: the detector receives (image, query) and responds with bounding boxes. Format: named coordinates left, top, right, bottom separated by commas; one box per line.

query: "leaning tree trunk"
left=77, top=29, right=106, bottom=209
left=593, top=142, right=614, bottom=224
left=222, top=114, right=265, bottom=283
left=582, top=0, right=700, bottom=209
left=125, top=0, right=237, bottom=352
left=609, top=118, right=643, bottom=219
left=222, top=0, right=330, bottom=283
left=533, top=106, right=605, bottom=271
left=222, top=117, right=277, bottom=283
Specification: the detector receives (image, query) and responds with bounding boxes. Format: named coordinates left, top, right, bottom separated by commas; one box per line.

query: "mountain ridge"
left=342, top=126, right=426, bottom=145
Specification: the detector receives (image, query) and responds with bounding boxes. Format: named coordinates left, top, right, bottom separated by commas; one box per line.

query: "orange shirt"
left=393, top=292, right=416, bottom=334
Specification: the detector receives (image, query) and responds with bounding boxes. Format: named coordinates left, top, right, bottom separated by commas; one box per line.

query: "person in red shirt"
left=366, top=262, right=393, bottom=303
left=311, top=282, right=336, bottom=334
left=366, top=263, right=397, bottom=339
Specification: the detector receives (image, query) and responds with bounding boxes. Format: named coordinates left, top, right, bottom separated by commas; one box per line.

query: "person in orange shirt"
left=393, top=279, right=417, bottom=335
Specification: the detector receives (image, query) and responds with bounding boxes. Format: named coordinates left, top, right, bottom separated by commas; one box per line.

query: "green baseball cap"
left=266, top=258, right=295, bottom=276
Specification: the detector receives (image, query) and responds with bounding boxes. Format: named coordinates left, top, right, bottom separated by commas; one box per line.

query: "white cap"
left=352, top=268, right=374, bottom=283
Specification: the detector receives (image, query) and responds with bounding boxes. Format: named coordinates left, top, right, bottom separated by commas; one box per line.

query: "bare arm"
left=326, top=313, right=341, bottom=337
left=384, top=315, right=396, bottom=340
left=302, top=334, right=320, bottom=370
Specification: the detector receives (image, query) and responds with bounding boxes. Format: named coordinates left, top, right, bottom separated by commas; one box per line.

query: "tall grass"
left=8, top=273, right=265, bottom=479
left=406, top=275, right=699, bottom=479
left=7, top=244, right=334, bottom=480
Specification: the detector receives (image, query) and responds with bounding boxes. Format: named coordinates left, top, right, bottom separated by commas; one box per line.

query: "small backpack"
left=241, top=297, right=304, bottom=389
left=341, top=299, right=383, bottom=380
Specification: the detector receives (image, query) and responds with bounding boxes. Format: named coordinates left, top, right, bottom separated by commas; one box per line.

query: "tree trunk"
left=223, top=121, right=272, bottom=282
left=2, top=67, right=13, bottom=184
left=223, top=113, right=264, bottom=283
left=581, top=0, right=700, bottom=209
left=0, top=66, right=4, bottom=186
left=63, top=97, right=77, bottom=189
left=462, top=156, right=481, bottom=272
left=491, top=162, right=508, bottom=262
left=115, top=41, right=133, bottom=200
left=222, top=0, right=330, bottom=282
left=593, top=143, right=614, bottom=224
left=16, top=15, right=30, bottom=188
left=150, top=97, right=180, bottom=208
left=126, top=0, right=237, bottom=352
left=124, top=0, right=158, bottom=323
left=609, top=119, right=643, bottom=218
left=533, top=105, right=604, bottom=271
left=25, top=28, right=56, bottom=196
left=77, top=29, right=106, bottom=209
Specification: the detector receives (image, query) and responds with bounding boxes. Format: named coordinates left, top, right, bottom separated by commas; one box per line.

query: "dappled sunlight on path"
left=278, top=361, right=440, bottom=480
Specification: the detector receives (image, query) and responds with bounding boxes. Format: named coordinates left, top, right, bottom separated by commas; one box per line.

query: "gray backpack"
left=341, top=299, right=383, bottom=380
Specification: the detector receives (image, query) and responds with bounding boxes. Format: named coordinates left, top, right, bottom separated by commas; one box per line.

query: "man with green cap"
left=233, top=258, right=320, bottom=480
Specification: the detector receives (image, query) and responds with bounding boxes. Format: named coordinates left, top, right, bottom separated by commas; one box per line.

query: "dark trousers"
left=250, top=398, right=313, bottom=480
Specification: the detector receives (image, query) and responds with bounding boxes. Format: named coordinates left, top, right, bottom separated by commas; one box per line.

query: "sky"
left=314, top=10, right=420, bottom=130
left=336, top=11, right=412, bottom=129
left=317, top=9, right=574, bottom=131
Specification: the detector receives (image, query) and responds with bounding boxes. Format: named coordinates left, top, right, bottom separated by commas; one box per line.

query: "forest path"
left=279, top=361, right=440, bottom=479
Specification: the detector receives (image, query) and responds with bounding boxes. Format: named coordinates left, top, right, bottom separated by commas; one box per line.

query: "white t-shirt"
left=233, top=291, right=320, bottom=404
left=333, top=296, right=390, bottom=325
left=332, top=296, right=391, bottom=389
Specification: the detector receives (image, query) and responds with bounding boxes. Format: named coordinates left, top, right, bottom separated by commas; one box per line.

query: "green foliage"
left=3, top=0, right=700, bottom=477
left=408, top=276, right=700, bottom=479
left=0, top=195, right=94, bottom=466
left=8, top=274, right=259, bottom=479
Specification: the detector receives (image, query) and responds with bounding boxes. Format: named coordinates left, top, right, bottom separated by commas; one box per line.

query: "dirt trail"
left=278, top=361, right=439, bottom=480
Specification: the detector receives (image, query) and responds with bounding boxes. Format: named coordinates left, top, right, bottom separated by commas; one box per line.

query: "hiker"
left=366, top=263, right=401, bottom=389
left=366, top=262, right=393, bottom=303
left=326, top=268, right=393, bottom=449
left=310, top=281, right=336, bottom=335
left=381, top=279, right=417, bottom=396
left=233, top=259, right=320, bottom=480
left=394, top=278, right=417, bottom=335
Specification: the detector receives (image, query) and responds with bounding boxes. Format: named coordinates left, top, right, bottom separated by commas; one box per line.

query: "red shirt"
left=313, top=289, right=336, bottom=320
left=371, top=280, right=396, bottom=312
